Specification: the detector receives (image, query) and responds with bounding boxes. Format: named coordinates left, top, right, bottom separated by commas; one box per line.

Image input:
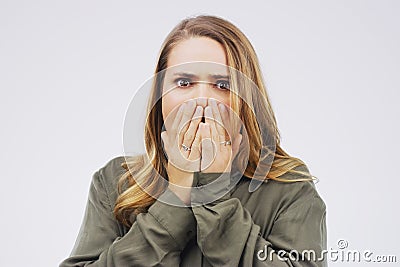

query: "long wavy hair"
left=114, top=15, right=317, bottom=226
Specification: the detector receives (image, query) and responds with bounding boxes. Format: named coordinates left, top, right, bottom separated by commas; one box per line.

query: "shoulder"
left=268, top=164, right=324, bottom=209
left=272, top=166, right=325, bottom=220
left=232, top=164, right=326, bottom=237
left=92, top=155, right=130, bottom=206
left=98, top=155, right=127, bottom=181
left=234, top=164, right=325, bottom=218
left=266, top=178, right=326, bottom=219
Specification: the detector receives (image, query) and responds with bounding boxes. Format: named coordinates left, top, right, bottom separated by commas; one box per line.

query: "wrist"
left=191, top=171, right=233, bottom=205
left=167, top=183, right=192, bottom=205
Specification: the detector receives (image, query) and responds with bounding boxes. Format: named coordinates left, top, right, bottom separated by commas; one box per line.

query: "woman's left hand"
left=199, top=99, right=242, bottom=173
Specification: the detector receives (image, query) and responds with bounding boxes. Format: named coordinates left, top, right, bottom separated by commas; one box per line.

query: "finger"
left=170, top=102, right=186, bottom=137
left=209, top=99, right=226, bottom=142
left=188, top=123, right=202, bottom=162
left=222, top=133, right=242, bottom=173
left=182, top=105, right=203, bottom=146
left=181, top=106, right=203, bottom=157
left=218, top=103, right=239, bottom=142
left=204, top=106, right=219, bottom=153
left=200, top=123, right=214, bottom=172
left=178, top=99, right=197, bottom=146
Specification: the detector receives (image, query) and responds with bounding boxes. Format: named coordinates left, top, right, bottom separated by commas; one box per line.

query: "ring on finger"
left=181, top=144, right=191, bottom=151
left=220, top=140, right=232, bottom=146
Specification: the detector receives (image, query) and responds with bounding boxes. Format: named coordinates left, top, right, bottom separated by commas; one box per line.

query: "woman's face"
left=161, top=37, right=231, bottom=130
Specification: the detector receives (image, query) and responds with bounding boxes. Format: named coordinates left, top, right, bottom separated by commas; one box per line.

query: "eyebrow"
left=172, top=72, right=230, bottom=79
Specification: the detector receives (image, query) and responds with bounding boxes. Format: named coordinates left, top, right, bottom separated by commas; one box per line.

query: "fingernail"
left=218, top=103, right=226, bottom=111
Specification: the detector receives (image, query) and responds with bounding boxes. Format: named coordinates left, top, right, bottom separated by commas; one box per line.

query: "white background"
left=1, top=0, right=399, bottom=266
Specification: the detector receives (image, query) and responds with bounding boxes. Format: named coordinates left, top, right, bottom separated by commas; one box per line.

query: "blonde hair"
left=114, top=14, right=317, bottom=226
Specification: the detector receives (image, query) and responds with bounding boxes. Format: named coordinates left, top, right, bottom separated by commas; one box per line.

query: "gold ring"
left=220, top=140, right=232, bottom=146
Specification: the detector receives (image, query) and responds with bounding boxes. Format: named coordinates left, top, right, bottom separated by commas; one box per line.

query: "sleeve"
left=190, top=172, right=328, bottom=267
left=59, top=168, right=197, bottom=267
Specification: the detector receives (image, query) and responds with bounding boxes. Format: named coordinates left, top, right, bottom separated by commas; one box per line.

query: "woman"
left=60, top=15, right=327, bottom=267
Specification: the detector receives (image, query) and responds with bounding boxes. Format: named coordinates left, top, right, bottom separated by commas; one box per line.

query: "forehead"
left=164, top=61, right=230, bottom=80
left=167, top=37, right=227, bottom=67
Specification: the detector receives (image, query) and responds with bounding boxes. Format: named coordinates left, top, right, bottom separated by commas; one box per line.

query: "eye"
left=175, top=78, right=192, bottom=88
left=215, top=80, right=230, bottom=90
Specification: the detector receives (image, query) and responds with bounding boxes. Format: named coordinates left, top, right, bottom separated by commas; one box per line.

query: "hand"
left=161, top=99, right=203, bottom=204
left=160, top=98, right=242, bottom=204
left=200, top=99, right=242, bottom=173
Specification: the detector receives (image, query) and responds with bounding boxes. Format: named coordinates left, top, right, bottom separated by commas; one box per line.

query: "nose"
left=196, top=97, right=208, bottom=108
left=193, top=82, right=211, bottom=108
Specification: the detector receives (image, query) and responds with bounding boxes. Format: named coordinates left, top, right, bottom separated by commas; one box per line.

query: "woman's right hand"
left=160, top=99, right=203, bottom=204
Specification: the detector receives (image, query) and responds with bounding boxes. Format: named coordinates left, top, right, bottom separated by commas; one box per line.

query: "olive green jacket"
left=60, top=156, right=327, bottom=266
